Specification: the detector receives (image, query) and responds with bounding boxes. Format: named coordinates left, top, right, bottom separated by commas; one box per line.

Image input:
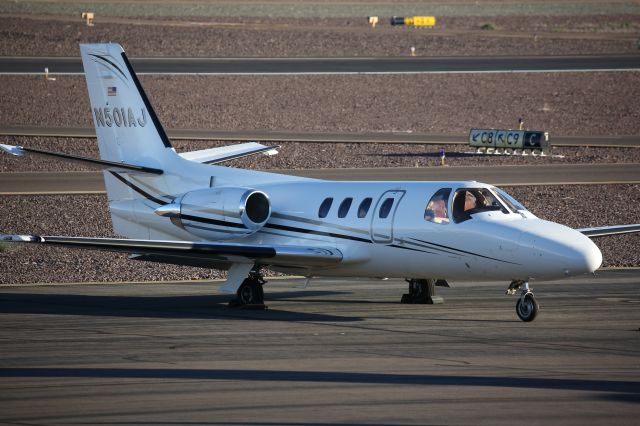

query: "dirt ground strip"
left=0, top=136, right=639, bottom=173
left=1, top=13, right=639, bottom=57
left=0, top=185, right=639, bottom=284
left=2, top=73, right=640, bottom=137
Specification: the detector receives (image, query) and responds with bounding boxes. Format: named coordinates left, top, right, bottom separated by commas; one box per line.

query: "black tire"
left=516, top=293, right=539, bottom=322
left=415, top=279, right=435, bottom=304
left=405, top=279, right=437, bottom=304
left=237, top=280, right=264, bottom=305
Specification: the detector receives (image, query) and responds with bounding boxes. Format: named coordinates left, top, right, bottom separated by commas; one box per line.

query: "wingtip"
left=0, top=143, right=25, bottom=157
left=0, top=234, right=42, bottom=243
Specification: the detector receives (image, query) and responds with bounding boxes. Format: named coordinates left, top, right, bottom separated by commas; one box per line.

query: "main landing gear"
left=401, top=278, right=446, bottom=304
left=230, top=270, right=267, bottom=309
left=507, top=280, right=539, bottom=322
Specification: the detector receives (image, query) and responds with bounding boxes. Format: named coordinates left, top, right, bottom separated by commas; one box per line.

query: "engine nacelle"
left=155, top=187, right=271, bottom=240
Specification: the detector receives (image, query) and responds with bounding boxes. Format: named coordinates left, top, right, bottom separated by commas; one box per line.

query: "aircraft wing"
left=1, top=234, right=342, bottom=269
left=179, top=142, right=279, bottom=164
left=578, top=224, right=640, bottom=238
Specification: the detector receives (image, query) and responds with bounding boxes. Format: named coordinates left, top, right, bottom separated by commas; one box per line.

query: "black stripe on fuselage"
left=108, top=173, right=478, bottom=258
left=389, top=244, right=436, bottom=254
left=180, top=214, right=247, bottom=230
left=402, top=238, right=462, bottom=257
left=410, top=237, right=521, bottom=265
left=271, top=211, right=371, bottom=237
left=183, top=223, right=248, bottom=235
left=264, top=222, right=372, bottom=244
left=109, top=171, right=168, bottom=206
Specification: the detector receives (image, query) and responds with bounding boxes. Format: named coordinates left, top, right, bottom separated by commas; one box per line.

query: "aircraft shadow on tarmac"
left=0, top=291, right=362, bottom=322
left=0, top=367, right=637, bottom=402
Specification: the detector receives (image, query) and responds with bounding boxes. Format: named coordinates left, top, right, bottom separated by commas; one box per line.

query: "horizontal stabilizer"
left=578, top=224, right=640, bottom=238
left=0, top=143, right=163, bottom=174
left=1, top=234, right=342, bottom=268
left=179, top=142, right=279, bottom=164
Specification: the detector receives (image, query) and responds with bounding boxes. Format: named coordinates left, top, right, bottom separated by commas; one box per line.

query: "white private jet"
left=2, top=43, right=639, bottom=322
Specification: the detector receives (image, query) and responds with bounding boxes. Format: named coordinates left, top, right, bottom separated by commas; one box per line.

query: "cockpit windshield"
left=491, top=186, right=528, bottom=212
left=452, top=188, right=509, bottom=223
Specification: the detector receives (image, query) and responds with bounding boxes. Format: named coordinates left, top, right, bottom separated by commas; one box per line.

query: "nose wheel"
left=516, top=292, right=539, bottom=322
left=508, top=280, right=539, bottom=322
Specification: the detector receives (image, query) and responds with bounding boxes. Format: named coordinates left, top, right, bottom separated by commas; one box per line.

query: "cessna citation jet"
left=2, top=43, right=639, bottom=322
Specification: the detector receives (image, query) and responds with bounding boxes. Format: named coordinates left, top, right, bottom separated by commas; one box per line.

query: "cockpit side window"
left=424, top=188, right=451, bottom=224
left=452, top=188, right=508, bottom=223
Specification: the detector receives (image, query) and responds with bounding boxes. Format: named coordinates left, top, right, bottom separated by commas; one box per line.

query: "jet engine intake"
left=155, top=187, right=271, bottom=240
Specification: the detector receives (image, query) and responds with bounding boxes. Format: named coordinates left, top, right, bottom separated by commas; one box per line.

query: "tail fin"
left=81, top=43, right=186, bottom=239
left=80, top=43, right=173, bottom=165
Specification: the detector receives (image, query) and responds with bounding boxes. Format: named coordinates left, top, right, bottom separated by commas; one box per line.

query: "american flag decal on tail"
left=107, top=86, right=117, bottom=96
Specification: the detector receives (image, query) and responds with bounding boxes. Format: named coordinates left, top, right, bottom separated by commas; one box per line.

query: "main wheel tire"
left=516, top=293, right=539, bottom=322
left=237, top=280, right=264, bottom=305
left=413, top=279, right=435, bottom=304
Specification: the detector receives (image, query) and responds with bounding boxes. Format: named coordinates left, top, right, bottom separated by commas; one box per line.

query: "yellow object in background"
left=391, top=16, right=436, bottom=27
left=406, top=16, right=436, bottom=27
left=81, top=12, right=95, bottom=26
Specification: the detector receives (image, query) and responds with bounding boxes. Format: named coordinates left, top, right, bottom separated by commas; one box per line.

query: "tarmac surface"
left=2, top=54, right=639, bottom=75
left=2, top=126, right=639, bottom=147
left=2, top=164, right=639, bottom=194
left=1, top=270, right=639, bottom=425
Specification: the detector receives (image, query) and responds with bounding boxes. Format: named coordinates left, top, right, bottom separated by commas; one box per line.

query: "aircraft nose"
left=573, top=238, right=603, bottom=274
left=518, top=221, right=603, bottom=278
left=547, top=232, right=603, bottom=276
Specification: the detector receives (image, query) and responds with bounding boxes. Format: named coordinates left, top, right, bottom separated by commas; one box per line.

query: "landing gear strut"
left=508, top=280, right=539, bottom=322
left=231, top=270, right=266, bottom=309
left=401, top=278, right=444, bottom=304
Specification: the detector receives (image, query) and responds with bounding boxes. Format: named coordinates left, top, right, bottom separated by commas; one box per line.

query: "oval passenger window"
left=378, top=198, right=394, bottom=219
left=318, top=197, right=333, bottom=218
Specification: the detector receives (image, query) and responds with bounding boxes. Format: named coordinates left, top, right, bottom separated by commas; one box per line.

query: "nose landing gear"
left=508, top=280, right=539, bottom=322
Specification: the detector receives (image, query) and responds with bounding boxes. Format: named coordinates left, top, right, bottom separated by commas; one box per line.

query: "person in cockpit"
left=425, top=190, right=450, bottom=224
left=464, top=190, right=477, bottom=212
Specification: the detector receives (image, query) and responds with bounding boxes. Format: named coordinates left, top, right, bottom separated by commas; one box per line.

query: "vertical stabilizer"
left=80, top=43, right=173, bottom=165
left=80, top=43, right=186, bottom=239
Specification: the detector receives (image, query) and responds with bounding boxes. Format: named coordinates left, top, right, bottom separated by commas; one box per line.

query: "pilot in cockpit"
left=464, top=190, right=478, bottom=212
left=425, top=190, right=450, bottom=224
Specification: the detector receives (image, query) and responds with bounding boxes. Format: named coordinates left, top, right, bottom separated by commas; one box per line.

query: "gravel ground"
left=2, top=73, right=640, bottom=137
left=1, top=185, right=638, bottom=285
left=1, top=136, right=639, bottom=173
left=2, top=1, right=639, bottom=19
left=1, top=13, right=639, bottom=57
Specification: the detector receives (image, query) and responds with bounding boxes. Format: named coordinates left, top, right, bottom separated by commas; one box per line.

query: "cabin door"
left=371, top=190, right=405, bottom=244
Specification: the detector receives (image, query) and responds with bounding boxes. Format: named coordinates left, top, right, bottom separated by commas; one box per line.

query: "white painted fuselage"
left=114, top=156, right=602, bottom=283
